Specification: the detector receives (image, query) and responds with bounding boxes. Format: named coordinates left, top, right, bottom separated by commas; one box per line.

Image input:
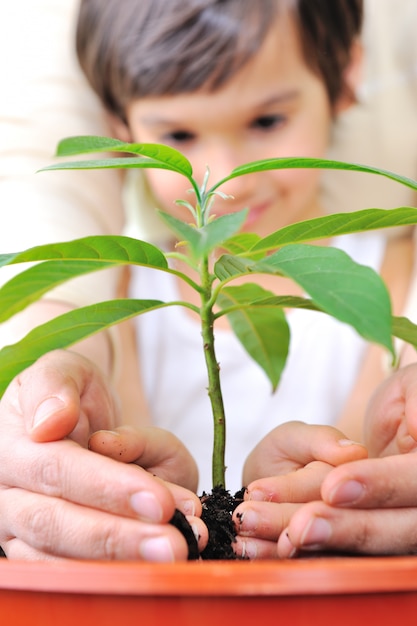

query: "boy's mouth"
left=243, top=200, right=271, bottom=229
left=213, top=199, right=270, bottom=227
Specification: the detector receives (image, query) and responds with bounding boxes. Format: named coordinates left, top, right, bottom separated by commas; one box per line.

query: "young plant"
left=1, top=135, right=417, bottom=489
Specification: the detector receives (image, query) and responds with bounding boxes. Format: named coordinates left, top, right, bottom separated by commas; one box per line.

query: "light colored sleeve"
left=0, top=0, right=124, bottom=308
left=322, top=0, right=417, bottom=361
left=322, top=0, right=417, bottom=214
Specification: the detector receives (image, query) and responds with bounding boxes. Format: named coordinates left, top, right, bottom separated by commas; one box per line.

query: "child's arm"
left=0, top=348, right=206, bottom=561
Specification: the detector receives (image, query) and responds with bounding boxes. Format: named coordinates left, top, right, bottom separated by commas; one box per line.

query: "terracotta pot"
left=2, top=556, right=417, bottom=625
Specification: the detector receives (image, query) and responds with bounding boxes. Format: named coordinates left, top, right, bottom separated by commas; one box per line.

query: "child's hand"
left=0, top=350, right=205, bottom=561
left=232, top=421, right=367, bottom=559
left=277, top=364, right=417, bottom=558
left=88, top=425, right=199, bottom=492
left=88, top=424, right=207, bottom=546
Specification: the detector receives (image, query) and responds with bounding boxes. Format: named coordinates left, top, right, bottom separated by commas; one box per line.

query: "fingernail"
left=237, top=509, right=259, bottom=532
left=338, top=439, right=362, bottom=446
left=329, top=480, right=365, bottom=505
left=247, top=489, right=266, bottom=502
left=240, top=541, right=258, bottom=559
left=281, top=531, right=298, bottom=559
left=139, top=536, right=174, bottom=562
left=181, top=499, right=196, bottom=517
left=191, top=524, right=200, bottom=543
left=32, top=396, right=66, bottom=429
left=130, top=491, right=163, bottom=522
left=300, top=517, right=332, bottom=548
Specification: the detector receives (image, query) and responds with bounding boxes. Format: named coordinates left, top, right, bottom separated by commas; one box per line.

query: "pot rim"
left=2, top=555, right=417, bottom=597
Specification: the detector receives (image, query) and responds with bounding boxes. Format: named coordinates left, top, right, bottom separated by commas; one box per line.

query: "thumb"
left=89, top=425, right=199, bottom=492
left=29, top=394, right=78, bottom=442
left=17, top=351, right=113, bottom=443
left=243, top=421, right=367, bottom=483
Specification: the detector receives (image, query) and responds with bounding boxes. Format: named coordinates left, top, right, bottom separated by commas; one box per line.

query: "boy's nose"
left=201, top=146, right=256, bottom=200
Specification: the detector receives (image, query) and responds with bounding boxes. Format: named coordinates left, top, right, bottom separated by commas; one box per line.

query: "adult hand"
left=0, top=350, right=206, bottom=561
left=278, top=364, right=417, bottom=557
left=232, top=421, right=367, bottom=559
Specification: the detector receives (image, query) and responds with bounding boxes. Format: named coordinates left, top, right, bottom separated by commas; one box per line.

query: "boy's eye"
left=251, top=114, right=285, bottom=130
left=164, top=130, right=195, bottom=144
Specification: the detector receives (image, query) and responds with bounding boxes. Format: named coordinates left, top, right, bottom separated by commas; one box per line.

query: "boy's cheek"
left=146, top=170, right=191, bottom=216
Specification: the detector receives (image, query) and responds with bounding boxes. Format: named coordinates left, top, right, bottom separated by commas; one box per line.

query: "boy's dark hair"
left=76, top=0, right=363, bottom=123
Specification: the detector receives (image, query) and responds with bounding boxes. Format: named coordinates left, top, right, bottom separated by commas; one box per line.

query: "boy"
left=75, top=0, right=411, bottom=489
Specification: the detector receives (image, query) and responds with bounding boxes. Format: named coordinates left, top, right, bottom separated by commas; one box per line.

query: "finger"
left=184, top=515, right=209, bottom=552
left=278, top=500, right=417, bottom=557
left=13, top=350, right=118, bottom=443
left=154, top=476, right=202, bottom=518
left=243, top=421, right=367, bottom=483
left=245, top=461, right=335, bottom=503
left=233, top=500, right=301, bottom=540
left=322, top=454, right=417, bottom=509
left=0, top=437, right=177, bottom=524
left=3, top=539, right=64, bottom=561
left=364, top=364, right=417, bottom=457
left=88, top=427, right=202, bottom=513
left=89, top=425, right=199, bottom=492
left=233, top=536, right=279, bottom=560
left=0, top=488, right=188, bottom=562
left=402, top=366, right=417, bottom=443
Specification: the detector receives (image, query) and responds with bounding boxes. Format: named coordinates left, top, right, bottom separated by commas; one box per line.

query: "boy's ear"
left=105, top=112, right=133, bottom=143
left=334, top=39, right=364, bottom=114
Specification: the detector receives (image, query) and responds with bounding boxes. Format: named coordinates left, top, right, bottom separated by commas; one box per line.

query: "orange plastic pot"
left=2, top=556, right=417, bottom=625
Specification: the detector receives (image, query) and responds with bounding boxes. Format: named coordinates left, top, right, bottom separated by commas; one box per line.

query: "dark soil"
left=169, top=508, right=200, bottom=560
left=200, top=486, right=246, bottom=560
left=170, top=485, right=246, bottom=560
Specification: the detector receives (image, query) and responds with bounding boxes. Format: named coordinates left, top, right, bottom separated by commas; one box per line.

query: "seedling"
left=0, top=136, right=417, bottom=490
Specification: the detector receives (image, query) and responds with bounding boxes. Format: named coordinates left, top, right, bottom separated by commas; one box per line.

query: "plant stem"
left=200, top=255, right=227, bottom=489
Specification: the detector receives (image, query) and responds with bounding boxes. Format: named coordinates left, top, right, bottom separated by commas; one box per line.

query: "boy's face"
left=125, top=13, right=336, bottom=238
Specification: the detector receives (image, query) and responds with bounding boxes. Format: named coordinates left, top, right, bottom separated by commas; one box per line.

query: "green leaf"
left=157, top=211, right=202, bottom=255
left=40, top=156, right=186, bottom=175
left=213, top=157, right=417, bottom=193
left=56, top=135, right=129, bottom=155
left=251, top=207, right=417, bottom=254
left=235, top=294, right=321, bottom=312
left=253, top=244, right=394, bottom=356
left=220, top=233, right=262, bottom=256
left=0, top=298, right=165, bottom=397
left=392, top=316, right=417, bottom=350
left=0, top=236, right=168, bottom=322
left=199, top=210, right=248, bottom=255
left=55, top=136, right=193, bottom=177
left=158, top=209, right=248, bottom=259
left=0, top=235, right=168, bottom=268
left=214, top=254, right=255, bottom=281
left=216, top=284, right=290, bottom=390
left=0, top=261, right=114, bottom=323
